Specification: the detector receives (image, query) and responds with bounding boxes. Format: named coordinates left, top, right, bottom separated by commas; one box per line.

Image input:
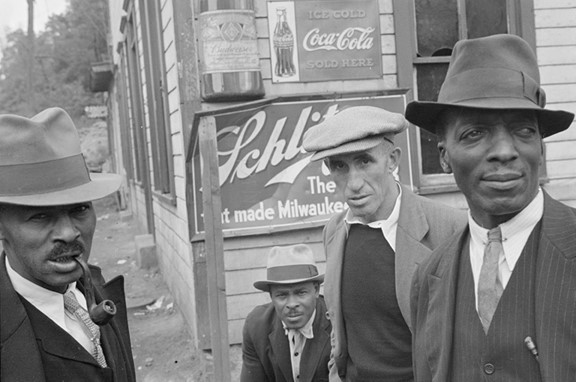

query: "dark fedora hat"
left=253, top=244, right=324, bottom=292
left=0, top=107, right=121, bottom=206
left=405, top=34, right=574, bottom=137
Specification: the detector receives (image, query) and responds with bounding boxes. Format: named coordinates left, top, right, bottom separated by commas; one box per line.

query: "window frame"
left=394, top=0, right=537, bottom=194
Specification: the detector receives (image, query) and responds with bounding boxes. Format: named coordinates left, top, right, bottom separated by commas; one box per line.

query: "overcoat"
left=0, top=252, right=136, bottom=382
left=411, top=192, right=576, bottom=381
left=322, top=185, right=466, bottom=380
left=241, top=296, right=331, bottom=382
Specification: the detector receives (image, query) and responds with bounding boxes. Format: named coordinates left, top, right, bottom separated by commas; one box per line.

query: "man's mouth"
left=51, top=254, right=80, bottom=263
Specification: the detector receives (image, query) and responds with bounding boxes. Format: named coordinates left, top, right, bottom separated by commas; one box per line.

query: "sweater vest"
left=341, top=224, right=412, bottom=381
left=450, top=225, right=542, bottom=381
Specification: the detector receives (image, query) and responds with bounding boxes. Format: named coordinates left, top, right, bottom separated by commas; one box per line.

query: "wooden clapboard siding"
left=535, top=1, right=576, bottom=204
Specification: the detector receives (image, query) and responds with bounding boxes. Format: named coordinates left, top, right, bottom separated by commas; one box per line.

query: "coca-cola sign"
left=190, top=94, right=406, bottom=236
left=268, top=0, right=382, bottom=83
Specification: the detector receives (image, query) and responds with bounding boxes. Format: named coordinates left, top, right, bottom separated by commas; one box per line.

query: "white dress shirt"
left=344, top=182, right=402, bottom=251
left=468, top=188, right=544, bottom=311
left=284, top=309, right=316, bottom=381
left=5, top=256, right=95, bottom=353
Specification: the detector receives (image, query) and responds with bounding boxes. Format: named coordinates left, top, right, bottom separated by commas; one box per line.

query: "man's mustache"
left=48, top=241, right=85, bottom=258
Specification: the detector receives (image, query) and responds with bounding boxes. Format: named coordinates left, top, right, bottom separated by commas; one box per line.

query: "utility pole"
left=27, top=0, right=35, bottom=113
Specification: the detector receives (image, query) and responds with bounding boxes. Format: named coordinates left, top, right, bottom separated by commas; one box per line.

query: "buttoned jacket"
left=410, top=192, right=576, bottom=381
left=0, top=253, right=136, bottom=382
left=241, top=296, right=331, bottom=382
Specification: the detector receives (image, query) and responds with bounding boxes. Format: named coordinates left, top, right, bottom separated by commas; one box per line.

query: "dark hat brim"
left=406, top=99, right=574, bottom=138
left=253, top=274, right=325, bottom=292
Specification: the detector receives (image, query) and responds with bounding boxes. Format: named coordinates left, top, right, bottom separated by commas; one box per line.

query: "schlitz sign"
left=268, top=0, right=382, bottom=83
left=189, top=93, right=406, bottom=236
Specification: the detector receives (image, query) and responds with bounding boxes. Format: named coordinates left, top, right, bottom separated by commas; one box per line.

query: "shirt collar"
left=283, top=309, right=316, bottom=339
left=469, top=188, right=543, bottom=265
left=344, top=182, right=402, bottom=230
left=5, top=255, right=75, bottom=329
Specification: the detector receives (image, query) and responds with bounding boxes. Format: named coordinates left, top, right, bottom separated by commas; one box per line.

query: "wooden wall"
left=535, top=0, right=576, bottom=206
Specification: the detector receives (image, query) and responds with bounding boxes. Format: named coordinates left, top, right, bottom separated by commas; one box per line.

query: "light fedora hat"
left=405, top=34, right=574, bottom=138
left=254, top=244, right=324, bottom=292
left=0, top=107, right=122, bottom=206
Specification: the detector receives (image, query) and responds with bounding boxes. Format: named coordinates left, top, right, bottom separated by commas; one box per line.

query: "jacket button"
left=483, top=363, right=495, bottom=375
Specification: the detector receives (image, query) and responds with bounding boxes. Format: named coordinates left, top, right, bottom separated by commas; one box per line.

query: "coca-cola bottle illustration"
left=273, top=8, right=296, bottom=77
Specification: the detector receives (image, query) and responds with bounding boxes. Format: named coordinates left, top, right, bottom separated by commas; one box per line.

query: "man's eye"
left=516, top=126, right=538, bottom=137
left=29, top=213, right=49, bottom=221
left=72, top=205, right=91, bottom=214
left=461, top=129, right=484, bottom=140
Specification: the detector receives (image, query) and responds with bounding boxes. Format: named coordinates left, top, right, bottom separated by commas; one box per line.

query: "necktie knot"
left=487, top=226, right=502, bottom=243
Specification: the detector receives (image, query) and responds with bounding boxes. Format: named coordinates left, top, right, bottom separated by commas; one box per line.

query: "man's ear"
left=388, top=147, right=402, bottom=173
left=438, top=143, right=452, bottom=174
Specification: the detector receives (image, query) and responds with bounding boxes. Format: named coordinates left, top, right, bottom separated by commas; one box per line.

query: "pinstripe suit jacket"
left=410, top=192, right=576, bottom=382
left=323, top=185, right=467, bottom=381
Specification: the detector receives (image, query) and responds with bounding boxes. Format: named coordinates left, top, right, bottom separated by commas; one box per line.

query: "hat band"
left=0, top=154, right=90, bottom=196
left=267, top=264, right=319, bottom=282
left=439, top=68, right=545, bottom=107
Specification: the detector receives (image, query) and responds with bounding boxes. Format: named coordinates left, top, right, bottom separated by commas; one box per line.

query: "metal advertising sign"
left=189, top=93, right=406, bottom=237
left=267, top=0, right=382, bottom=83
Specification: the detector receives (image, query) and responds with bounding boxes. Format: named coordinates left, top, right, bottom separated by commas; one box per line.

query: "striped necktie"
left=64, top=290, right=108, bottom=368
left=477, top=226, right=504, bottom=334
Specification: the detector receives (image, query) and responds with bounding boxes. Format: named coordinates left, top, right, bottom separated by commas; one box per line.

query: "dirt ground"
left=90, top=195, right=242, bottom=381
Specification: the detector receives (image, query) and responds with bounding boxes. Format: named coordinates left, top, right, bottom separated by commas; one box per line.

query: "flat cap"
left=302, top=106, right=409, bottom=161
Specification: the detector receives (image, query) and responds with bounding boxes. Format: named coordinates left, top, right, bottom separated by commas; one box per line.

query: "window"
left=139, top=0, right=175, bottom=199
left=394, top=0, right=536, bottom=193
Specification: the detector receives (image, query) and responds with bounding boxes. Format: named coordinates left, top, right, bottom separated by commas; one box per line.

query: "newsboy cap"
left=0, top=107, right=121, bottom=206
left=253, top=244, right=324, bottom=292
left=405, top=34, right=574, bottom=137
left=302, top=106, right=409, bottom=161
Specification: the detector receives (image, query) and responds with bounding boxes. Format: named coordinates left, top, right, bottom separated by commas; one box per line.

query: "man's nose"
left=346, top=167, right=364, bottom=191
left=487, top=127, right=520, bottom=163
left=53, top=215, right=81, bottom=242
left=286, top=295, right=300, bottom=309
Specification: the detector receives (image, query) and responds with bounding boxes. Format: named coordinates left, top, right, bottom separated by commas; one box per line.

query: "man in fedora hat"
left=406, top=34, right=576, bottom=381
left=0, top=108, right=135, bottom=381
left=302, top=106, right=466, bottom=381
left=241, top=244, right=331, bottom=382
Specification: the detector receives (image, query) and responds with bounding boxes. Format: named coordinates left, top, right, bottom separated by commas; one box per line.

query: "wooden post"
left=198, top=116, right=231, bottom=381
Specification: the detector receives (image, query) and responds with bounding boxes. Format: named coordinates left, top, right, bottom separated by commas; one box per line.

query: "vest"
left=451, top=225, right=542, bottom=381
left=341, top=224, right=412, bottom=381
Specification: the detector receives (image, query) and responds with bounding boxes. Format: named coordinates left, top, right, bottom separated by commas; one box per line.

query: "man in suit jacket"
left=406, top=34, right=576, bottom=381
left=0, top=108, right=135, bottom=381
left=302, top=107, right=466, bottom=381
left=241, top=244, right=331, bottom=382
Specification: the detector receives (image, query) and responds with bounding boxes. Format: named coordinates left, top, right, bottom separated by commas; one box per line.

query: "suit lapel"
left=426, top=228, right=468, bottom=381
left=269, top=317, right=293, bottom=382
left=299, top=301, right=331, bottom=382
left=323, top=215, right=347, bottom=353
left=534, top=194, right=576, bottom=379
left=0, top=253, right=47, bottom=382
left=396, top=188, right=432, bottom=327
left=21, top=297, right=100, bottom=366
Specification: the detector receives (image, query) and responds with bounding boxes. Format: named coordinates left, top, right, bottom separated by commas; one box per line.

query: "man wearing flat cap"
left=0, top=108, right=135, bottom=381
left=302, top=106, right=466, bottom=381
left=241, top=244, right=331, bottom=382
left=406, top=34, right=576, bottom=381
